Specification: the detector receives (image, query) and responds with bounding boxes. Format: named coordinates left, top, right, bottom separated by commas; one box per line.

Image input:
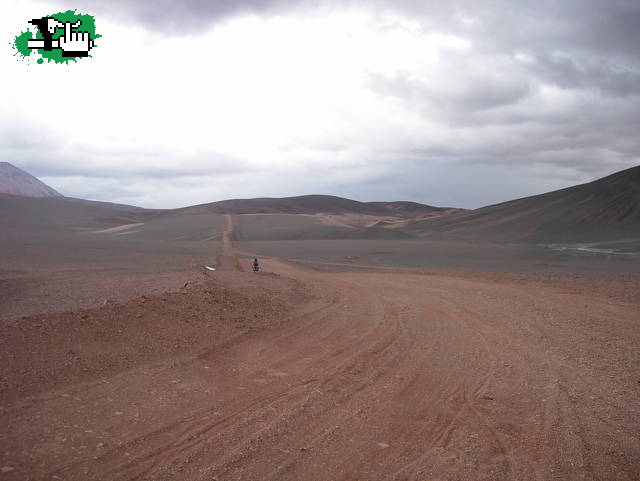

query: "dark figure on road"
left=252, top=258, right=259, bottom=272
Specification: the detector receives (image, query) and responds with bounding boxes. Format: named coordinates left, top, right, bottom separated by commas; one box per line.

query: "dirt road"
left=215, top=215, right=239, bottom=271
left=1, top=218, right=639, bottom=480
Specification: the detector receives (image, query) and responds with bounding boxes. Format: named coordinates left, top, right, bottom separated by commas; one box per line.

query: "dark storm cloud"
left=479, top=0, right=640, bottom=61
left=532, top=54, right=640, bottom=97
left=446, top=0, right=640, bottom=97
left=59, top=0, right=640, bottom=51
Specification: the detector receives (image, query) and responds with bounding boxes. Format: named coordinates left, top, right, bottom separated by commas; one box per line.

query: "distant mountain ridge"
left=0, top=162, right=62, bottom=198
left=403, top=165, right=640, bottom=242
left=4, top=161, right=637, bottom=244
left=0, top=163, right=454, bottom=218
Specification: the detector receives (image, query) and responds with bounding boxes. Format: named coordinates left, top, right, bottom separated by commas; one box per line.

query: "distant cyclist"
left=252, top=258, right=259, bottom=272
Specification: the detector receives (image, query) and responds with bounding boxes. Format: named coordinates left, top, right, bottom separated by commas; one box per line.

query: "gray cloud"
left=53, top=0, right=640, bottom=54
left=43, top=0, right=309, bottom=32
left=0, top=119, right=247, bottom=180
left=532, top=54, right=640, bottom=97
left=450, top=1, right=640, bottom=97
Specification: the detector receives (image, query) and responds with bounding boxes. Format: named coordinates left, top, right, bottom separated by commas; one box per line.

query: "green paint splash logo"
left=12, top=10, right=100, bottom=64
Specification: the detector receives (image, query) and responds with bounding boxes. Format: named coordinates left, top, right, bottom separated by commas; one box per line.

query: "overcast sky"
left=3, top=0, right=639, bottom=208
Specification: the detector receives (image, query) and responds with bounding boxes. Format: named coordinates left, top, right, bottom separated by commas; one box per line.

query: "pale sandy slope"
left=2, top=251, right=639, bottom=480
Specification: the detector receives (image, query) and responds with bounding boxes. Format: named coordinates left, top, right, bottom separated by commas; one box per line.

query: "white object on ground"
left=205, top=266, right=216, bottom=271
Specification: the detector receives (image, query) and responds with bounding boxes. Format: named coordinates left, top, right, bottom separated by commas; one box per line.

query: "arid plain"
left=1, top=166, right=639, bottom=480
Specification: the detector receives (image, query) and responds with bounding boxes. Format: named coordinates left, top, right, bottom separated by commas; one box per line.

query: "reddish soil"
left=0, top=227, right=221, bottom=319
left=1, top=216, right=639, bottom=481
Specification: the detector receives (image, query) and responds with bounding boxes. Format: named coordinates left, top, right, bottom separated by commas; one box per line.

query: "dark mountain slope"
left=403, top=165, right=640, bottom=242
left=0, top=194, right=143, bottom=230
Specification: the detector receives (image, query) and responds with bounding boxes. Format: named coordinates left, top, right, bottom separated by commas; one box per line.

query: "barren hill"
left=0, top=162, right=62, bottom=198
left=0, top=194, right=144, bottom=231
left=403, top=165, right=640, bottom=242
left=176, top=195, right=453, bottom=217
